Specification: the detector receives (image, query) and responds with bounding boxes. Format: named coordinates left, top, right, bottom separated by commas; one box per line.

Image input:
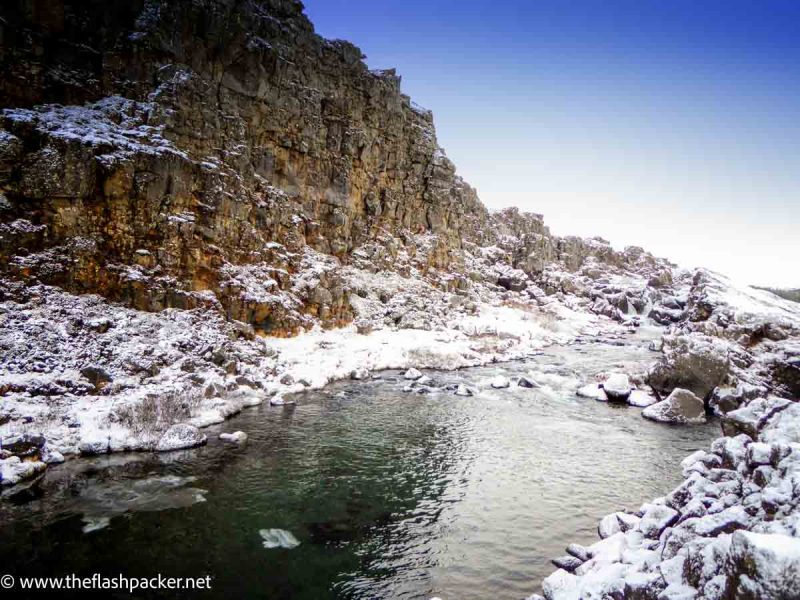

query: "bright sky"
left=303, top=0, right=800, bottom=288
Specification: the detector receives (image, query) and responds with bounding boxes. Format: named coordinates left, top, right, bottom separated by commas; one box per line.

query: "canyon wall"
left=0, top=0, right=666, bottom=335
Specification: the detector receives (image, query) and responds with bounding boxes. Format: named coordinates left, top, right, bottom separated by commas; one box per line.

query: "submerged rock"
left=642, top=388, right=706, bottom=424
left=259, top=528, right=301, bottom=549
left=155, top=424, right=207, bottom=452
left=220, top=431, right=248, bottom=444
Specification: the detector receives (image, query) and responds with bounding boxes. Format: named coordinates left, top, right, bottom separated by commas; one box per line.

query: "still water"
left=0, top=333, right=717, bottom=599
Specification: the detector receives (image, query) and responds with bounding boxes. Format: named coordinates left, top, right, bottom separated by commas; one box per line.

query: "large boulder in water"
left=647, top=333, right=729, bottom=401
left=642, top=388, right=707, bottom=424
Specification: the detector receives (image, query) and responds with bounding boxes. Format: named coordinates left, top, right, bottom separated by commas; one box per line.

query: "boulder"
left=490, top=375, right=510, bottom=389
left=455, top=384, right=474, bottom=397
left=723, top=531, right=800, bottom=599
left=598, top=512, right=623, bottom=538
left=642, top=388, right=707, bottom=424
left=517, top=376, right=540, bottom=389
left=1, top=433, right=46, bottom=458
left=577, top=383, right=607, bottom=401
left=602, top=373, right=631, bottom=402
left=638, top=503, right=679, bottom=538
left=551, top=555, right=583, bottom=572
left=350, top=367, right=370, bottom=380
left=627, top=390, right=658, bottom=407
left=647, top=336, right=729, bottom=400
left=566, top=543, right=593, bottom=562
left=155, top=424, right=207, bottom=452
left=404, top=368, right=423, bottom=380
left=0, top=456, right=47, bottom=487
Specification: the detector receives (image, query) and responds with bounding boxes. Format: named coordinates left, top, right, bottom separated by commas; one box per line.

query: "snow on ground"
left=0, top=275, right=606, bottom=473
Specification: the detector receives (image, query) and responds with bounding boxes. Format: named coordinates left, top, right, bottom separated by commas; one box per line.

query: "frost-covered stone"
left=725, top=531, right=800, bottom=598
left=746, top=442, right=774, bottom=467
left=598, top=512, right=623, bottom=539
left=259, top=528, right=300, bottom=549
left=220, top=431, right=248, bottom=444
left=642, top=388, right=706, bottom=424
left=350, top=367, right=370, bottom=380
left=639, top=504, right=679, bottom=538
left=627, top=389, right=658, bottom=407
left=404, top=368, right=423, bottom=380
left=155, top=424, right=206, bottom=452
left=517, top=376, right=540, bottom=389
left=455, top=384, right=474, bottom=397
left=0, top=456, right=46, bottom=486
left=566, top=543, right=593, bottom=562
left=551, top=555, right=583, bottom=572
left=41, top=447, right=65, bottom=464
left=490, top=375, right=510, bottom=389
left=576, top=383, right=607, bottom=401
left=602, top=373, right=631, bottom=402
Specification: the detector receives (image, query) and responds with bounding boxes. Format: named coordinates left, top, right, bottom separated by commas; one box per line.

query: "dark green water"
left=0, top=334, right=717, bottom=599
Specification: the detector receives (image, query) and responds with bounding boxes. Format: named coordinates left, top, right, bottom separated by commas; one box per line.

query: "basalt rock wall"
left=0, top=0, right=660, bottom=335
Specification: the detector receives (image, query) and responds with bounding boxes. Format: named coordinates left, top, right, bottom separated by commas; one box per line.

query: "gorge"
left=1, top=1, right=799, bottom=599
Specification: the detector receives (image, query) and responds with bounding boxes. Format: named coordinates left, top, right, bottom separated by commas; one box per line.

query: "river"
left=0, top=329, right=717, bottom=599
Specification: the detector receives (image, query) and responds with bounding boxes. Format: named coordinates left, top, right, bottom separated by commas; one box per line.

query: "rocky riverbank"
left=532, top=271, right=800, bottom=600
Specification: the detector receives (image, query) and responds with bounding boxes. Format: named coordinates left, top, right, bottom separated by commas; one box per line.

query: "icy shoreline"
left=531, top=272, right=800, bottom=600
left=0, top=276, right=608, bottom=486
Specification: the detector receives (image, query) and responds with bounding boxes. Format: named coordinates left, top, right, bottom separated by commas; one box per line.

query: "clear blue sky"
left=303, top=0, right=800, bottom=287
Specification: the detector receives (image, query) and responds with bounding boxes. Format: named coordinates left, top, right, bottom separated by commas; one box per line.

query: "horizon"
left=303, top=0, right=800, bottom=289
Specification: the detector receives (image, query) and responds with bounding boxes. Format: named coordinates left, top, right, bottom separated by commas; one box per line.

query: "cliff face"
left=0, top=0, right=667, bottom=336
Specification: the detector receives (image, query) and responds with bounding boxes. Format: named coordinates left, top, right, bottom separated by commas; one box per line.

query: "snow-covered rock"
left=155, top=424, right=206, bottom=452
left=404, top=368, right=423, bottom=380
left=642, top=388, right=706, bottom=424
left=627, top=389, right=658, bottom=407
left=455, top=384, right=474, bottom=397
left=220, top=431, right=248, bottom=444
left=490, top=375, right=510, bottom=389
left=577, top=383, right=607, bottom=401
left=638, top=503, right=679, bottom=538
left=0, top=456, right=46, bottom=487
left=517, top=376, right=541, bottom=389
left=259, top=528, right=301, bottom=549
left=725, top=531, right=800, bottom=599
left=350, top=367, right=370, bottom=380
left=602, top=373, right=631, bottom=402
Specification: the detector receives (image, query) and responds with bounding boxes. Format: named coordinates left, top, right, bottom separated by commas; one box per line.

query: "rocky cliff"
left=0, top=0, right=674, bottom=338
